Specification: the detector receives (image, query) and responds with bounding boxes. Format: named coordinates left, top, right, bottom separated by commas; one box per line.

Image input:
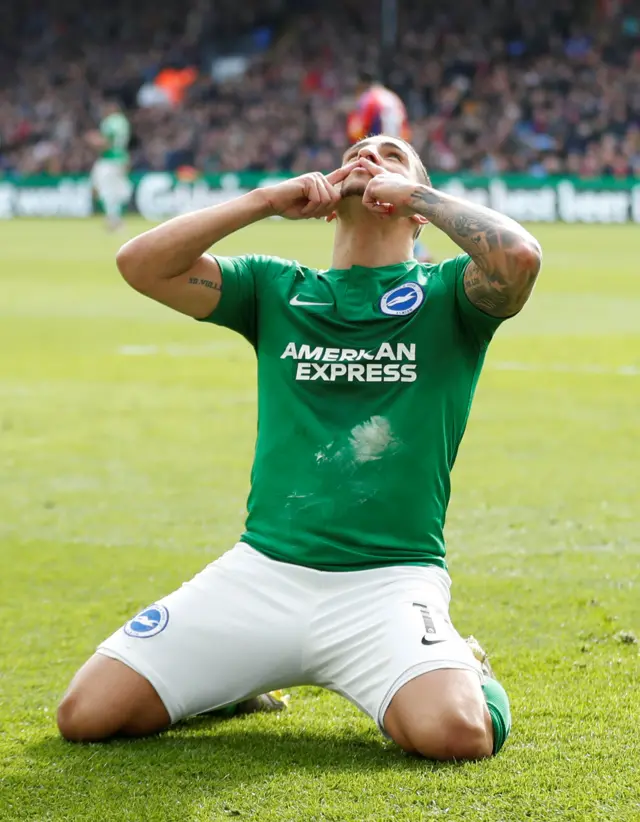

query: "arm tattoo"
left=188, top=277, right=221, bottom=291
left=410, top=187, right=541, bottom=317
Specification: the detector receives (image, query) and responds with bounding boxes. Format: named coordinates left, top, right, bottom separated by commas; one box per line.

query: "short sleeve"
left=196, top=255, right=260, bottom=344
left=444, top=254, right=506, bottom=347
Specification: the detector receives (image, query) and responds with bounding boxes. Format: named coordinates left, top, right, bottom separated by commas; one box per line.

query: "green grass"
left=1, top=218, right=639, bottom=822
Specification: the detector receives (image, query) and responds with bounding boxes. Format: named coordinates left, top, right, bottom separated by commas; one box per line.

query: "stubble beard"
left=339, top=171, right=373, bottom=216
left=340, top=178, right=367, bottom=200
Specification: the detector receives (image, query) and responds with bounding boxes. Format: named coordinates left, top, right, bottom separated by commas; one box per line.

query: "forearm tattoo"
left=188, top=277, right=221, bottom=291
left=410, top=187, right=541, bottom=317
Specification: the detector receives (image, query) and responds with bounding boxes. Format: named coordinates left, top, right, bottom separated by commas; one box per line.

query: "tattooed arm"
left=115, top=190, right=271, bottom=318
left=408, top=188, right=542, bottom=317
left=360, top=158, right=542, bottom=318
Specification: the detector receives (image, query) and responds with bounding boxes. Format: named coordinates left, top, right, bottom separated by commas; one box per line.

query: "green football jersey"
left=100, top=112, right=131, bottom=162
left=200, top=253, right=504, bottom=571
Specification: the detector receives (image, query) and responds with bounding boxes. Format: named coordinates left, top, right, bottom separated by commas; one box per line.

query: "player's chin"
left=340, top=180, right=368, bottom=199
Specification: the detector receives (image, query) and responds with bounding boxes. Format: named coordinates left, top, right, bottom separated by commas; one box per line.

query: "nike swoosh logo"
left=421, top=637, right=446, bottom=646
left=289, top=294, right=333, bottom=307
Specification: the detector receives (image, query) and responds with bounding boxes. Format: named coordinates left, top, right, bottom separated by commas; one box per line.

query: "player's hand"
left=261, top=163, right=359, bottom=220
left=358, top=157, right=417, bottom=217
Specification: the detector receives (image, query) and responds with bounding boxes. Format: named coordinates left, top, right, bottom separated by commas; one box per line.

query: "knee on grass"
left=394, top=709, right=493, bottom=761
left=57, top=693, right=113, bottom=742
left=57, top=692, right=167, bottom=742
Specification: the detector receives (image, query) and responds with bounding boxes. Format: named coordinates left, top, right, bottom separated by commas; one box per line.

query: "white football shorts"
left=90, top=158, right=131, bottom=203
left=98, top=542, right=481, bottom=733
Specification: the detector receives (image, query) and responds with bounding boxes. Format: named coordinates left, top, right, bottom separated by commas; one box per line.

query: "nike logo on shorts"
left=289, top=294, right=332, bottom=307
left=421, top=637, right=446, bottom=646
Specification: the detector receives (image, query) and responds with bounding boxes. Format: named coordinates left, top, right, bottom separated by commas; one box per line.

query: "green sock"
left=482, top=677, right=511, bottom=755
left=208, top=704, right=238, bottom=717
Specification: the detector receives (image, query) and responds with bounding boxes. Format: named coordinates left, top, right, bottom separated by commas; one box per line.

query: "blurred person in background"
left=347, top=70, right=411, bottom=145
left=87, top=100, right=132, bottom=231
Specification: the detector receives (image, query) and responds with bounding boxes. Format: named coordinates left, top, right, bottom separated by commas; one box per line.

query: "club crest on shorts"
left=124, top=604, right=169, bottom=638
left=379, top=282, right=424, bottom=316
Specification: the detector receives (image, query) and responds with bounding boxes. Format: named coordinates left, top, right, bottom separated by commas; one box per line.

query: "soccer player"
left=347, top=71, right=410, bottom=144
left=57, top=135, right=542, bottom=760
left=87, top=99, right=132, bottom=231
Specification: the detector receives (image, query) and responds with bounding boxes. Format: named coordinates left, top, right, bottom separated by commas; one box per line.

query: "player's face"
left=339, top=137, right=418, bottom=200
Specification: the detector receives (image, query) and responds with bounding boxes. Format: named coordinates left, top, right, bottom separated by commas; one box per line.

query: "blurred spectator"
left=0, top=0, right=638, bottom=178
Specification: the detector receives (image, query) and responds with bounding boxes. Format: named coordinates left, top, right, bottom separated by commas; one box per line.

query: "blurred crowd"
left=1, top=0, right=639, bottom=178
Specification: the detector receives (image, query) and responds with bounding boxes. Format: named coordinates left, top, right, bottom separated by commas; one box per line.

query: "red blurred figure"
left=347, top=71, right=411, bottom=144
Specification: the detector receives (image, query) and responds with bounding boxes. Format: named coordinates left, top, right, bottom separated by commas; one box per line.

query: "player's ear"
left=411, top=214, right=429, bottom=226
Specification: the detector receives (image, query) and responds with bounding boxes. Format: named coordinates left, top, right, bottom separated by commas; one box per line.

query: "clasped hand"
left=262, top=157, right=416, bottom=221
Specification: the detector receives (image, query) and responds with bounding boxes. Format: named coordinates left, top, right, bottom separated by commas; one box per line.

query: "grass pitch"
left=1, top=218, right=639, bottom=822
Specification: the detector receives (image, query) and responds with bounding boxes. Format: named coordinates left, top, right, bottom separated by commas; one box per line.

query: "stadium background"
left=1, top=2, right=639, bottom=822
left=0, top=0, right=638, bottom=220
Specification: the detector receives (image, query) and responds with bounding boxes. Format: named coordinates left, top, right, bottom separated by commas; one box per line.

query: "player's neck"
left=331, top=220, right=414, bottom=270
